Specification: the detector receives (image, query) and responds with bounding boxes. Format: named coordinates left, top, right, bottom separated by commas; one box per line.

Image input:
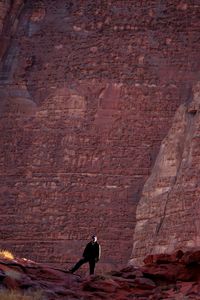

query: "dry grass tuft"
left=0, top=250, right=14, bottom=260
left=0, top=290, right=43, bottom=300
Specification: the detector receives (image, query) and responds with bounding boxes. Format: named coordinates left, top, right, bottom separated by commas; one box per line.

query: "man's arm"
left=98, top=244, right=101, bottom=260
left=95, top=244, right=101, bottom=262
left=83, top=243, right=89, bottom=257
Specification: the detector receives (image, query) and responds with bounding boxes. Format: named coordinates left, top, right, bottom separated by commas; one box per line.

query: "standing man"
left=69, top=235, right=101, bottom=275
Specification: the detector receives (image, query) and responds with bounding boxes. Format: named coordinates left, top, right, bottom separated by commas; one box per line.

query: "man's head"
left=91, top=235, right=97, bottom=243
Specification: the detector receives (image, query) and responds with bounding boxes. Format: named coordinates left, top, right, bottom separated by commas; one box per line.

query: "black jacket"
left=83, top=241, right=101, bottom=260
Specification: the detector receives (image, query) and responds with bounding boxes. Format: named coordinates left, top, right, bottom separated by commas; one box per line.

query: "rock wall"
left=0, top=0, right=25, bottom=60
left=0, top=0, right=200, bottom=271
left=131, top=82, right=200, bottom=265
left=0, top=0, right=10, bottom=34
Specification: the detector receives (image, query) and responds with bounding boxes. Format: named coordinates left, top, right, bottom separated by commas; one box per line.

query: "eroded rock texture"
left=1, top=250, right=200, bottom=299
left=0, top=0, right=200, bottom=271
left=131, top=82, right=200, bottom=265
left=0, top=0, right=25, bottom=60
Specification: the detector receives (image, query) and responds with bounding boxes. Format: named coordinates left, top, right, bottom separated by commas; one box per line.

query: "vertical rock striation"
left=0, top=0, right=25, bottom=60
left=131, top=82, right=200, bottom=265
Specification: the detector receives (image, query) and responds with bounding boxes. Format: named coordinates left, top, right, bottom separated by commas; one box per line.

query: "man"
left=69, top=235, right=101, bottom=275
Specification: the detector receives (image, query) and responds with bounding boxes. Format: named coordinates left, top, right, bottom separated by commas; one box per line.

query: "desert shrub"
left=0, top=250, right=14, bottom=260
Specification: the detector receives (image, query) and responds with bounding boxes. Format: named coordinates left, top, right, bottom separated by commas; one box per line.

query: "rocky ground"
left=1, top=250, right=200, bottom=299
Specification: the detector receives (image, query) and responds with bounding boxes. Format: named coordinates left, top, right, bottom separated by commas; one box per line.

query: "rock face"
left=1, top=250, right=200, bottom=299
left=1, top=0, right=200, bottom=270
left=0, top=0, right=25, bottom=60
left=131, top=82, right=200, bottom=265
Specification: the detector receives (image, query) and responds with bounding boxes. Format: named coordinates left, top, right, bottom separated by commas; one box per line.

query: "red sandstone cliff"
left=1, top=0, right=200, bottom=271
left=131, top=82, right=200, bottom=265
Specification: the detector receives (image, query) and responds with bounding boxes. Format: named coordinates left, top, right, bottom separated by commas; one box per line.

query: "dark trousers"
left=71, top=257, right=96, bottom=275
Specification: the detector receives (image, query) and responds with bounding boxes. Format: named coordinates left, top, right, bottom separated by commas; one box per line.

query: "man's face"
left=92, top=236, right=97, bottom=243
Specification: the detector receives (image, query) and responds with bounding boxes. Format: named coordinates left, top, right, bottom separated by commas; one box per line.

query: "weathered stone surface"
left=0, top=0, right=25, bottom=60
left=1, top=250, right=200, bottom=299
left=143, top=250, right=184, bottom=265
left=131, top=82, right=200, bottom=265
left=0, top=0, right=200, bottom=271
left=0, top=1, right=10, bottom=34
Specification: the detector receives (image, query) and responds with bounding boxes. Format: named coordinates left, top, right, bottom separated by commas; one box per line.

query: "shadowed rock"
left=1, top=250, right=200, bottom=299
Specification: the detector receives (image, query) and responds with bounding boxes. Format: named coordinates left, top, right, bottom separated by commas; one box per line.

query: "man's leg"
left=89, top=259, right=96, bottom=275
left=70, top=258, right=87, bottom=273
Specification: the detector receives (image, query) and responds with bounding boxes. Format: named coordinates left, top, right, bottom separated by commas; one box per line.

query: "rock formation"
left=0, top=0, right=25, bottom=60
left=1, top=250, right=200, bottom=299
left=131, top=82, right=200, bottom=265
left=1, top=0, right=200, bottom=271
